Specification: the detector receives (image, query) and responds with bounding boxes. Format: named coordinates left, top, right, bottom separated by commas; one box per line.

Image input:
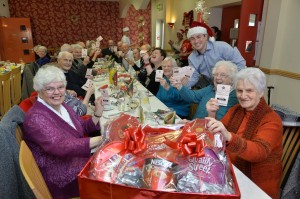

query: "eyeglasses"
left=43, top=85, right=66, bottom=94
left=212, top=73, right=229, bottom=79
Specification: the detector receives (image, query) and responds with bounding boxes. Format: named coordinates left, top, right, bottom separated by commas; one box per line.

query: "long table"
left=92, top=76, right=271, bottom=199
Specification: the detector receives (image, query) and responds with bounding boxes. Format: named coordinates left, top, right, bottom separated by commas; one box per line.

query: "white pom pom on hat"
left=187, top=21, right=215, bottom=42
left=123, top=27, right=129, bottom=32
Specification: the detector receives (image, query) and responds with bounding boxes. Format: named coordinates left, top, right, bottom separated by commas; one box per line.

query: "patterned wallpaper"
left=121, top=3, right=151, bottom=48
left=8, top=0, right=151, bottom=49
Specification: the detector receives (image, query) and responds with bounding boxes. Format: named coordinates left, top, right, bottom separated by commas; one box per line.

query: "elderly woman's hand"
left=83, top=56, right=90, bottom=65
left=127, top=59, right=135, bottom=66
left=206, top=98, right=219, bottom=118
left=92, top=49, right=101, bottom=61
left=94, top=97, right=104, bottom=116
left=181, top=76, right=189, bottom=86
left=86, top=84, right=95, bottom=96
left=205, top=117, right=232, bottom=142
left=89, top=136, right=102, bottom=149
left=160, top=78, right=170, bottom=90
left=170, top=76, right=183, bottom=90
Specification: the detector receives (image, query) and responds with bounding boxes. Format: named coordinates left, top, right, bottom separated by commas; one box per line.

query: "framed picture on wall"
left=182, top=10, right=194, bottom=27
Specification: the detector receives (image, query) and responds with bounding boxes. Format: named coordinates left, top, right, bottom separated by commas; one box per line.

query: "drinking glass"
left=139, top=91, right=151, bottom=111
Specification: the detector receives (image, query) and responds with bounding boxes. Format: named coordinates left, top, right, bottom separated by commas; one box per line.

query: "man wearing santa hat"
left=186, top=21, right=245, bottom=88
left=121, top=27, right=130, bottom=46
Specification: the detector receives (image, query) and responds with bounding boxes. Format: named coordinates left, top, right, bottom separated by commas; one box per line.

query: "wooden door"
left=0, top=18, right=35, bottom=63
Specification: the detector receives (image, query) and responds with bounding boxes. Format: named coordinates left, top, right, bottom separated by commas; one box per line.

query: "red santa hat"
left=177, top=29, right=185, bottom=35
left=187, top=21, right=215, bottom=42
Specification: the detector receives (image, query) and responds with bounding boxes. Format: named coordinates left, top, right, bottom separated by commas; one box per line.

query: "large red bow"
left=165, top=133, right=206, bottom=157
left=123, top=125, right=146, bottom=154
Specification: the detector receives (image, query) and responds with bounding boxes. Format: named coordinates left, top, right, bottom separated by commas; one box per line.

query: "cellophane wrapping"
left=88, top=114, right=237, bottom=195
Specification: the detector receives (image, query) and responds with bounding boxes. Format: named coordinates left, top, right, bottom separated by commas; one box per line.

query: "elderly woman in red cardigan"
left=23, top=65, right=104, bottom=199
left=206, top=67, right=282, bottom=199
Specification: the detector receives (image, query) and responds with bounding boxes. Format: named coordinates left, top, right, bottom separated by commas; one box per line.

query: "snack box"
left=78, top=155, right=241, bottom=199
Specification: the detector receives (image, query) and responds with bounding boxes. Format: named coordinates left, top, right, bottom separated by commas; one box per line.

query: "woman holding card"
left=171, top=60, right=238, bottom=120
left=156, top=57, right=190, bottom=119
left=138, top=48, right=167, bottom=95
left=23, top=65, right=104, bottom=199
left=206, top=68, right=282, bottom=199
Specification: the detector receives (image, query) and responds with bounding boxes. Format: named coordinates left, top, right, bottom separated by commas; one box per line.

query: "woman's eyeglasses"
left=43, top=86, right=66, bottom=94
left=212, top=73, right=229, bottom=79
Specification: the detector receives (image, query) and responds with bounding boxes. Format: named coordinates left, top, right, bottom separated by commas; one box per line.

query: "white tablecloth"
left=92, top=77, right=271, bottom=199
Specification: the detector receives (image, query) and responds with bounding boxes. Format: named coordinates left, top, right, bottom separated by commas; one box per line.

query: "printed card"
left=99, top=85, right=111, bottom=110
left=155, top=70, right=164, bottom=82
left=85, top=68, right=93, bottom=78
left=81, top=79, right=93, bottom=91
left=82, top=49, right=88, bottom=58
left=96, top=35, right=103, bottom=41
left=184, top=66, right=195, bottom=79
left=215, top=84, right=231, bottom=106
left=172, top=67, right=183, bottom=82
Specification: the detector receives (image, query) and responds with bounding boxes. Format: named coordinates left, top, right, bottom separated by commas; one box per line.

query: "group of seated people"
left=20, top=21, right=283, bottom=199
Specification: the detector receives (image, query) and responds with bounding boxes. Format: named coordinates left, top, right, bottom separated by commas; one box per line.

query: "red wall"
left=221, top=6, right=241, bottom=44
left=8, top=0, right=151, bottom=49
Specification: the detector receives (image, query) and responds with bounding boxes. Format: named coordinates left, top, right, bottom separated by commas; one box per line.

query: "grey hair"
left=38, top=46, right=47, bottom=53
left=212, top=60, right=238, bottom=82
left=71, top=44, right=83, bottom=50
left=57, top=51, right=73, bottom=60
left=60, top=43, right=72, bottom=52
left=234, top=67, right=266, bottom=95
left=162, top=57, right=178, bottom=68
left=33, top=65, right=67, bottom=91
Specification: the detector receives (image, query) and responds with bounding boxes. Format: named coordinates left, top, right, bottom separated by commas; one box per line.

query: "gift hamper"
left=78, top=114, right=240, bottom=199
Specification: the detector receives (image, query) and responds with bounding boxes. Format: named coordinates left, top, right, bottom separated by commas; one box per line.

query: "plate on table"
left=103, top=106, right=114, bottom=111
left=102, top=109, right=121, bottom=119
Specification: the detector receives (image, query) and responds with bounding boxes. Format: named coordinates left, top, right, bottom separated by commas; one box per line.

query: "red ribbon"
left=123, top=125, right=146, bottom=154
left=164, top=133, right=206, bottom=157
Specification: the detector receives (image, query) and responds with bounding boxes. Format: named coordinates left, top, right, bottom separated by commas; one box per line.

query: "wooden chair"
left=0, top=71, right=12, bottom=119
left=16, top=125, right=23, bottom=146
left=280, top=126, right=300, bottom=188
left=19, top=140, right=53, bottom=199
left=11, top=66, right=22, bottom=105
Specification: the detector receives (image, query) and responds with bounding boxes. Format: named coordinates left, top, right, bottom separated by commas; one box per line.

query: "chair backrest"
left=281, top=126, right=300, bottom=187
left=11, top=66, right=22, bottom=105
left=21, top=62, right=39, bottom=100
left=19, top=140, right=53, bottom=199
left=0, top=71, right=12, bottom=119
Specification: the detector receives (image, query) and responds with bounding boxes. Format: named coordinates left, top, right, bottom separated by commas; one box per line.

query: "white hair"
left=234, top=67, right=266, bottom=95
left=71, top=44, right=83, bottom=50
left=162, top=57, right=178, bottom=68
left=212, top=60, right=238, bottom=82
left=33, top=65, right=67, bottom=91
left=57, top=51, right=73, bottom=60
left=60, top=43, right=72, bottom=52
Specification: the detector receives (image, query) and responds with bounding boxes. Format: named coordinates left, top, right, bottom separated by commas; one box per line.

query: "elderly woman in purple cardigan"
left=23, top=65, right=103, bottom=199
